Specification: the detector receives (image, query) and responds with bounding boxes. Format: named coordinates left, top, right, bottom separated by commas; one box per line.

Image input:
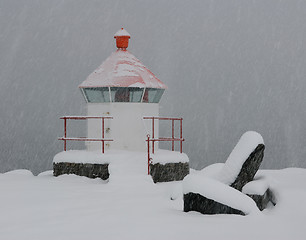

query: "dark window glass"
left=83, top=88, right=110, bottom=103
left=110, top=87, right=144, bottom=102
left=83, top=87, right=164, bottom=103
left=130, top=88, right=143, bottom=102
left=143, top=88, right=165, bottom=103
left=111, top=87, right=130, bottom=102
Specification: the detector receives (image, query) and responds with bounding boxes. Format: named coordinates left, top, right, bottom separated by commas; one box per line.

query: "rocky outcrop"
left=150, top=162, right=189, bottom=183
left=183, top=144, right=265, bottom=215
left=53, top=162, right=109, bottom=180
left=184, top=192, right=244, bottom=215
left=183, top=132, right=272, bottom=215
left=230, top=144, right=265, bottom=191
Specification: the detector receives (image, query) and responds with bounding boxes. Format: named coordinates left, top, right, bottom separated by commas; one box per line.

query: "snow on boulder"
left=53, top=150, right=110, bottom=164
left=242, top=178, right=270, bottom=196
left=216, top=131, right=265, bottom=191
left=150, top=150, right=189, bottom=164
left=183, top=174, right=260, bottom=215
left=193, top=163, right=224, bottom=178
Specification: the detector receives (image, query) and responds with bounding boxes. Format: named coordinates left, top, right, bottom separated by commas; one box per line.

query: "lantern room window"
left=83, top=87, right=110, bottom=103
left=82, top=87, right=164, bottom=103
left=143, top=88, right=165, bottom=103
left=110, top=87, right=143, bottom=102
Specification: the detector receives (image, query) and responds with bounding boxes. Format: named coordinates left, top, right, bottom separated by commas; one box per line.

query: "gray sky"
left=1, top=0, right=306, bottom=174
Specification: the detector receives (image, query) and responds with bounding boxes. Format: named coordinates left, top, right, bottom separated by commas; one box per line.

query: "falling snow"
left=0, top=1, right=306, bottom=174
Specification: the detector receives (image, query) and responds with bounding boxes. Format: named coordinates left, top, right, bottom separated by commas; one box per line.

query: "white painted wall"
left=87, top=103, right=159, bottom=152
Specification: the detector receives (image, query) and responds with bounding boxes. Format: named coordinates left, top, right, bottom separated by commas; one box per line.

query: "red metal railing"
left=144, top=117, right=184, bottom=174
left=58, top=116, right=113, bottom=153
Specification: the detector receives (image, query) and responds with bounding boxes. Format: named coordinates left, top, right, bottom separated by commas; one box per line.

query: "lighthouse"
left=54, top=28, right=189, bottom=183
left=78, top=28, right=167, bottom=152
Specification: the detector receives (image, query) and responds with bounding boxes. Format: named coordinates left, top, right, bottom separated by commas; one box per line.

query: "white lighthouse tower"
left=79, top=28, right=167, bottom=152
left=54, top=28, right=189, bottom=183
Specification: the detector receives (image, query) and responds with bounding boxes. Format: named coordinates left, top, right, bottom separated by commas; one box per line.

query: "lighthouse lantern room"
left=79, top=28, right=167, bottom=152
left=54, top=28, right=189, bottom=182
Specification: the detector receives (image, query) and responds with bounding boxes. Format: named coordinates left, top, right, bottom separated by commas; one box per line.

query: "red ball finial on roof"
left=114, top=28, right=131, bottom=50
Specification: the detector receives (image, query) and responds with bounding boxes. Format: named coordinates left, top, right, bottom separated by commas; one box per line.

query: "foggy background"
left=0, top=0, right=306, bottom=174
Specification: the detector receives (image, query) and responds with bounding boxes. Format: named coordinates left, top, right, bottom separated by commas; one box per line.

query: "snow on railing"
left=144, top=117, right=184, bottom=175
left=58, top=116, right=113, bottom=153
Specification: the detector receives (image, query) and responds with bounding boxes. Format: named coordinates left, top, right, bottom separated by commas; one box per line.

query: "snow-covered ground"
left=0, top=158, right=306, bottom=239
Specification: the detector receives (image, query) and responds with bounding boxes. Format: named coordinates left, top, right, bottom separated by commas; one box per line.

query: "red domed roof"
left=79, top=29, right=167, bottom=89
left=79, top=50, right=167, bottom=89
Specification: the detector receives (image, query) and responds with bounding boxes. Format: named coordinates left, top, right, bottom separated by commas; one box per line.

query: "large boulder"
left=184, top=192, right=244, bottom=215
left=183, top=175, right=260, bottom=215
left=183, top=131, right=268, bottom=215
left=230, top=144, right=265, bottom=191
left=216, top=131, right=265, bottom=191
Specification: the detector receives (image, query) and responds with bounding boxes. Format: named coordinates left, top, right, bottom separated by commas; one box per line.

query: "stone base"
left=150, top=162, right=189, bottom=183
left=184, top=192, right=244, bottom=215
left=53, top=162, right=109, bottom=180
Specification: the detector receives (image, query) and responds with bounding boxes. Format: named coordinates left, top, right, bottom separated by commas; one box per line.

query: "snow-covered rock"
left=183, top=131, right=267, bottom=215
left=216, top=131, right=265, bottom=191
left=242, top=178, right=275, bottom=210
left=183, top=174, right=260, bottom=215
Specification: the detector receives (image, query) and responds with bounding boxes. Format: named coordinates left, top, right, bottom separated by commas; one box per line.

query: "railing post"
left=64, top=117, right=67, bottom=151
left=152, top=117, right=155, bottom=154
left=180, top=118, right=183, bottom=153
left=147, top=134, right=150, bottom=175
left=172, top=119, right=174, bottom=151
left=102, top=118, right=105, bottom=153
